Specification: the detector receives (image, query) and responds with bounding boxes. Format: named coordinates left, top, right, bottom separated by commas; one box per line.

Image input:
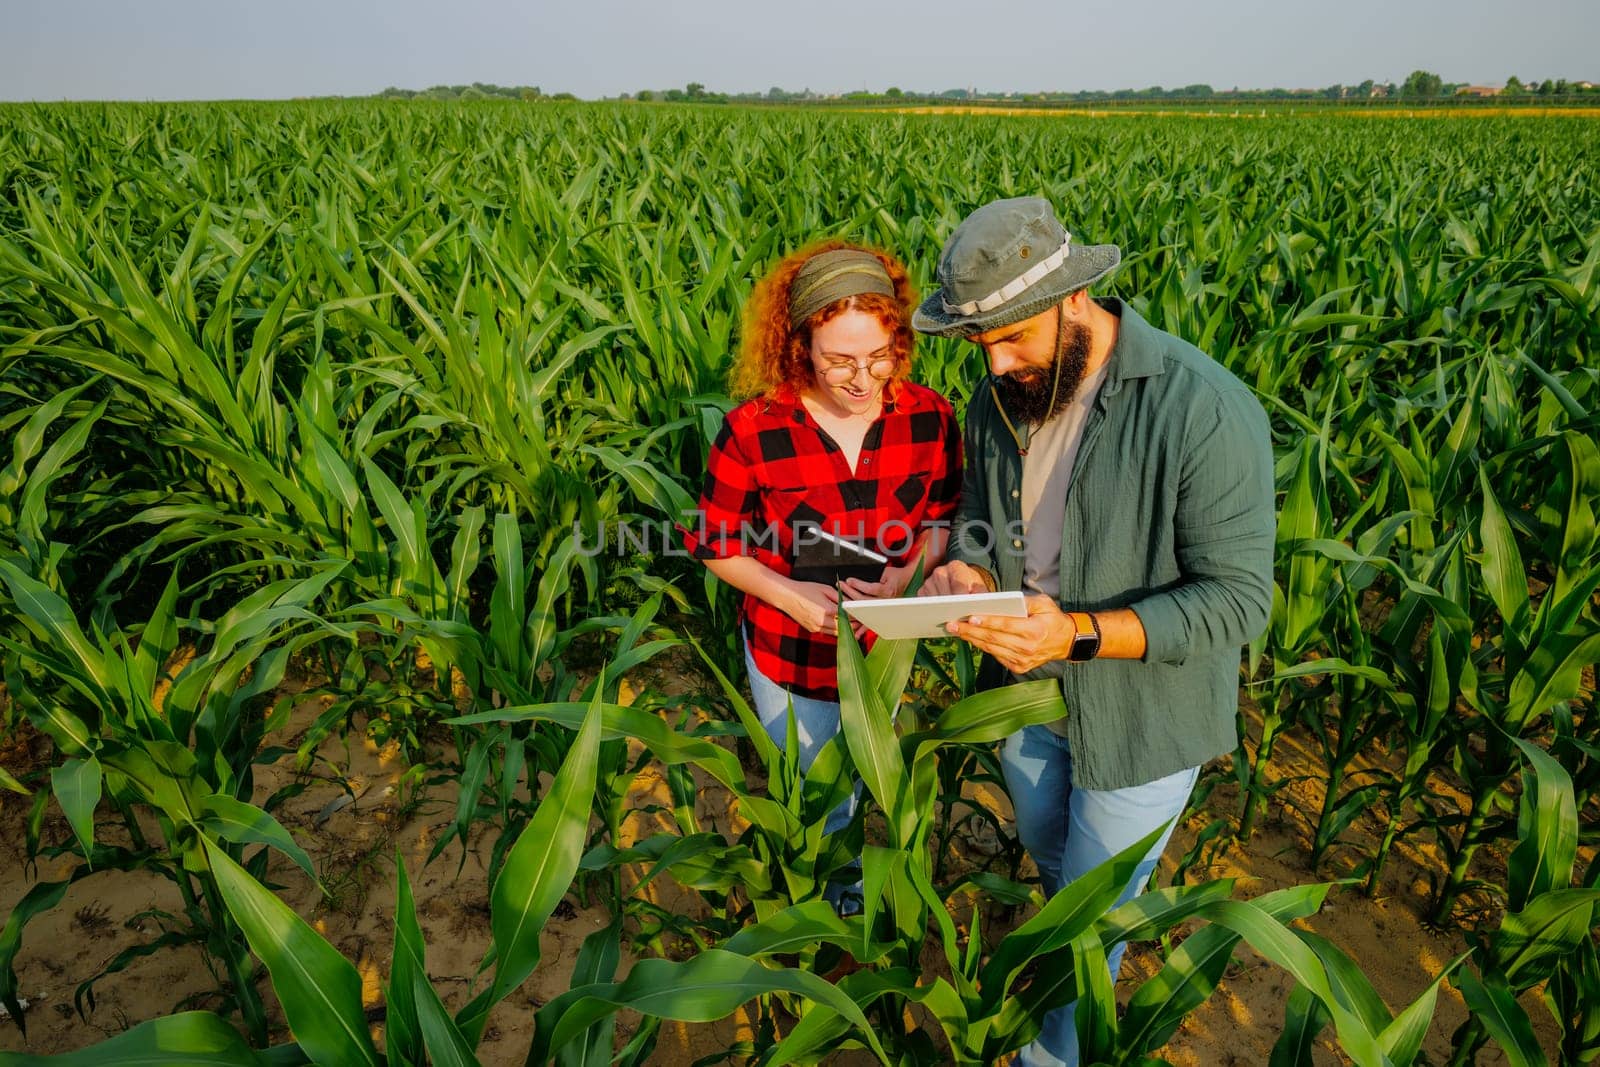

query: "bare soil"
left=0, top=657, right=1575, bottom=1065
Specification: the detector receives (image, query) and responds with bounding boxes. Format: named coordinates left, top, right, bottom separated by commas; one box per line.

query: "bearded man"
left=914, top=197, right=1275, bottom=1067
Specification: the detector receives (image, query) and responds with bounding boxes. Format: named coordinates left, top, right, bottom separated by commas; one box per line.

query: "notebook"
left=789, top=527, right=889, bottom=586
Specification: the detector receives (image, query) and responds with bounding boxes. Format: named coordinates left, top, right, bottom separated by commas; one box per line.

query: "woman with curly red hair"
left=682, top=240, right=962, bottom=911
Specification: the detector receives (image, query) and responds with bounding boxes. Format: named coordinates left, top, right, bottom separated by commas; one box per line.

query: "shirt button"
left=1010, top=489, right=1019, bottom=498
left=1012, top=539, right=1023, bottom=549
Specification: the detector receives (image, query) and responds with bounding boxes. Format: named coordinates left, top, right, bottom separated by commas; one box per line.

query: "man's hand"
left=919, top=561, right=994, bottom=598
left=945, top=594, right=1075, bottom=674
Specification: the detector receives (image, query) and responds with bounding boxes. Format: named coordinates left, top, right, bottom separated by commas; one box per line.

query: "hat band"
left=941, top=235, right=1072, bottom=317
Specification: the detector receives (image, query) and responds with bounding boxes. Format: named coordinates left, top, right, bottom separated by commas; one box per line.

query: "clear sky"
left=7, top=0, right=1597, bottom=101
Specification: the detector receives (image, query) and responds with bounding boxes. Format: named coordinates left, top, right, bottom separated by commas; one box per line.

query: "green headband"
left=787, top=249, right=896, bottom=328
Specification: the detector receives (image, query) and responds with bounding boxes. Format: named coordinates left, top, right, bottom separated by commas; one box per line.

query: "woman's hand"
left=840, top=561, right=917, bottom=601
left=702, top=558, right=867, bottom=638
left=784, top=579, right=873, bottom=640
left=781, top=580, right=843, bottom=634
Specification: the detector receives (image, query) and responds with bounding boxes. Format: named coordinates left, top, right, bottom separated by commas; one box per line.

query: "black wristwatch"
left=1067, top=612, right=1102, bottom=662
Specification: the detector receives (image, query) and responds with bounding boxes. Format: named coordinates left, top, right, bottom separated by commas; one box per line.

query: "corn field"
left=0, top=101, right=1597, bottom=1065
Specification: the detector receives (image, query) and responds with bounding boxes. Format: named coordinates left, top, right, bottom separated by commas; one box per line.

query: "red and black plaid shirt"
left=682, top=380, right=962, bottom=700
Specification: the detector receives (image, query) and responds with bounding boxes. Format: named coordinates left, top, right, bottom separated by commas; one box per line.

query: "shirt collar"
left=1099, top=297, right=1166, bottom=383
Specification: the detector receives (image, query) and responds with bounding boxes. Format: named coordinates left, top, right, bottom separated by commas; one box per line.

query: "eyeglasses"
left=819, top=356, right=898, bottom=385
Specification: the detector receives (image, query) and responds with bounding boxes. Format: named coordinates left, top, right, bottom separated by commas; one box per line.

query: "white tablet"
left=840, top=591, right=1028, bottom=640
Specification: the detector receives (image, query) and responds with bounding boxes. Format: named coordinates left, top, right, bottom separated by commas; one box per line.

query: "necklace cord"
left=989, top=302, right=1068, bottom=457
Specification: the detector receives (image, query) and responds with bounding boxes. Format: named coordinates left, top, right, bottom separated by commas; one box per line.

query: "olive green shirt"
left=949, top=298, right=1274, bottom=790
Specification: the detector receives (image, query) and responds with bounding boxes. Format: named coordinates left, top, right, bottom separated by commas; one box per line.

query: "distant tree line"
left=375, top=82, right=576, bottom=101
left=1498, top=75, right=1594, bottom=96
left=367, top=73, right=1596, bottom=106
left=617, top=72, right=1598, bottom=106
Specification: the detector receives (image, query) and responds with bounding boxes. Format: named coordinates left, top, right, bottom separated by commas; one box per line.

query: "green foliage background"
left=1, top=101, right=1597, bottom=1064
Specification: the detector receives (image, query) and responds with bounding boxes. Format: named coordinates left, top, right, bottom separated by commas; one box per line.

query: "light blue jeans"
left=741, top=637, right=862, bottom=911
left=1001, top=723, right=1199, bottom=1067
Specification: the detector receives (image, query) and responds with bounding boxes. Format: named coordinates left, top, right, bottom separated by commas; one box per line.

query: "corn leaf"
left=200, top=837, right=379, bottom=1067
left=1454, top=968, right=1549, bottom=1067
left=458, top=691, right=601, bottom=1043
left=0, top=1010, right=275, bottom=1065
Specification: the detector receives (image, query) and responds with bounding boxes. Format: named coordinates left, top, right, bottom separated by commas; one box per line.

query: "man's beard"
left=995, top=319, right=1091, bottom=424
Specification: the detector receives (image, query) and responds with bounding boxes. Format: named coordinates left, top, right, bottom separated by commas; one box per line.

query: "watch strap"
left=1068, top=611, right=1102, bottom=661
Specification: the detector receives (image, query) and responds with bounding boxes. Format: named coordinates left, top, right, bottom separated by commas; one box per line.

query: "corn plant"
left=1241, top=430, right=1403, bottom=854
left=0, top=697, right=896, bottom=1067
left=1428, top=430, right=1600, bottom=922
left=713, top=621, right=1462, bottom=1065
left=0, top=695, right=600, bottom=1064
left=0, top=561, right=351, bottom=1044
left=417, top=510, right=661, bottom=891
left=1442, top=739, right=1600, bottom=1067
left=455, top=609, right=1072, bottom=1062
left=452, top=628, right=891, bottom=934
left=913, top=638, right=1030, bottom=885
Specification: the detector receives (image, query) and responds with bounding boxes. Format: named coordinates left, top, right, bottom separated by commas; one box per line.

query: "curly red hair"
left=730, top=239, right=918, bottom=400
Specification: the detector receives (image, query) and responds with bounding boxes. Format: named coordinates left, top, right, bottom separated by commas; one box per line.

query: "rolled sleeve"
left=1129, top=385, right=1275, bottom=665
left=680, top=417, right=760, bottom=560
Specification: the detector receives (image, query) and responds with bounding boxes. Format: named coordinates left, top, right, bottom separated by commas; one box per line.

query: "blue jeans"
left=1000, top=723, right=1198, bottom=1067
left=741, top=638, right=862, bottom=911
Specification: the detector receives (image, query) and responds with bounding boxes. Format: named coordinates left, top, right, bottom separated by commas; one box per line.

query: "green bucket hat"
left=912, top=197, right=1121, bottom=338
